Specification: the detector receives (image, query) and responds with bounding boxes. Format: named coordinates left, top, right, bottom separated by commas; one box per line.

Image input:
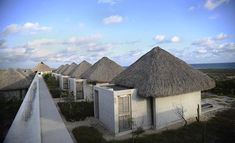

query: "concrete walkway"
left=39, top=76, right=74, bottom=143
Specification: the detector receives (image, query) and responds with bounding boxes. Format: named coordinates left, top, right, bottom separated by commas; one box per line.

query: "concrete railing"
left=4, top=73, right=73, bottom=143
left=4, top=73, right=41, bottom=143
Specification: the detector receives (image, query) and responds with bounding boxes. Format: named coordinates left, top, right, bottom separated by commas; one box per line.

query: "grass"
left=72, top=126, right=106, bottom=143
left=57, top=101, right=94, bottom=121
left=72, top=102, right=235, bottom=143
left=0, top=97, right=23, bottom=142
left=43, top=73, right=61, bottom=98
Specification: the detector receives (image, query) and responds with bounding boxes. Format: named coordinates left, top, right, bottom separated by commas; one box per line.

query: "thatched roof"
left=62, top=62, right=77, bottom=76
left=81, top=57, right=124, bottom=83
left=55, top=65, right=64, bottom=73
left=32, top=62, right=51, bottom=72
left=58, top=64, right=69, bottom=74
left=112, top=47, right=215, bottom=98
left=70, top=60, right=92, bottom=78
left=16, top=69, right=35, bottom=81
left=0, top=69, right=32, bottom=90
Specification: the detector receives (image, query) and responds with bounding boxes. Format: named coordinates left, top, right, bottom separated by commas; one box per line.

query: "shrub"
left=209, top=79, right=235, bottom=97
left=58, top=101, right=94, bottom=121
left=72, top=126, right=106, bottom=143
left=0, top=97, right=23, bottom=142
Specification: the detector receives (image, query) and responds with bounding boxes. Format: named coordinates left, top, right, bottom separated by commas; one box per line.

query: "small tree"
left=174, top=105, right=187, bottom=126
left=128, top=117, right=145, bottom=143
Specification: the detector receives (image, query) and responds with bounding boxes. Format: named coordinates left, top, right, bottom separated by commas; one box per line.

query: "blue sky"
left=0, top=0, right=235, bottom=68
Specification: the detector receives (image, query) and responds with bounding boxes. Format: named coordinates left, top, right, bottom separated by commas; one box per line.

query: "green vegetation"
left=72, top=126, right=106, bottom=143
left=199, top=68, right=235, bottom=81
left=57, top=101, right=94, bottom=121
left=209, top=79, right=235, bottom=97
left=43, top=73, right=61, bottom=98
left=200, top=69, right=235, bottom=97
left=0, top=97, right=23, bottom=142
left=72, top=103, right=235, bottom=143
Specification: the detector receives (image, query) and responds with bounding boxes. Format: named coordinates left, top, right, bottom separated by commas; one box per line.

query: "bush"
left=49, top=88, right=62, bottom=98
left=72, top=126, right=106, bottom=143
left=109, top=108, right=235, bottom=143
left=58, top=102, right=94, bottom=121
left=209, top=78, right=235, bottom=97
left=0, top=97, right=23, bottom=142
left=43, top=73, right=61, bottom=98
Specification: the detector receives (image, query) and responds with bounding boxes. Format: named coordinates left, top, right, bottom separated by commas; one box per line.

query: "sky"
left=0, top=0, right=235, bottom=68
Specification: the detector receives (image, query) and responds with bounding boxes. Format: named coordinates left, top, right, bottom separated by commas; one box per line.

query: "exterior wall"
left=59, top=75, right=69, bottom=90
left=94, top=86, right=115, bottom=134
left=94, top=86, right=152, bottom=136
left=68, top=78, right=75, bottom=94
left=52, top=73, right=60, bottom=80
left=130, top=90, right=152, bottom=130
left=83, top=80, right=93, bottom=101
left=154, top=91, right=201, bottom=129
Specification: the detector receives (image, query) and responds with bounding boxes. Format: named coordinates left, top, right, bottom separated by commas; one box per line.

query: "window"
left=63, top=77, right=68, bottom=89
left=76, top=81, right=84, bottom=99
left=118, top=95, right=131, bottom=132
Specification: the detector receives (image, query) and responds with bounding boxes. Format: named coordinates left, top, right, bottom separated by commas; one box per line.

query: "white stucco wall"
left=130, top=90, right=152, bottom=130
left=68, top=78, right=75, bottom=94
left=154, top=91, right=201, bottom=129
left=83, top=81, right=93, bottom=101
left=94, top=87, right=116, bottom=133
left=94, top=86, right=152, bottom=136
left=59, top=75, right=69, bottom=90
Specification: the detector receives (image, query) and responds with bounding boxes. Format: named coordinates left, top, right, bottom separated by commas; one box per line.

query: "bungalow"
left=94, top=47, right=215, bottom=136
left=59, top=63, right=77, bottom=91
left=52, top=65, right=64, bottom=80
left=32, top=62, right=51, bottom=74
left=80, top=57, right=124, bottom=101
left=0, top=69, right=33, bottom=100
left=68, top=60, right=92, bottom=100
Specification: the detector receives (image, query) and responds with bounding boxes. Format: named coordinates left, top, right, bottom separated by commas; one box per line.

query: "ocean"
left=190, top=62, right=235, bottom=69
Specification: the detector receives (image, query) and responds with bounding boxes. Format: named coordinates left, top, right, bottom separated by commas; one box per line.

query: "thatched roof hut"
left=70, top=60, right=92, bottom=78
left=62, top=62, right=77, bottom=76
left=58, top=64, right=69, bottom=74
left=16, top=69, right=35, bottom=81
left=55, top=65, right=64, bottom=73
left=81, top=57, right=124, bottom=83
left=112, top=47, right=215, bottom=98
left=0, top=69, right=32, bottom=91
left=32, top=62, right=51, bottom=72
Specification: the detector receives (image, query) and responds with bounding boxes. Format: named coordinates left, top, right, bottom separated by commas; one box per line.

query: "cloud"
left=98, top=0, right=119, bottom=5
left=208, top=14, right=220, bottom=20
left=1, top=22, right=51, bottom=36
left=154, top=35, right=180, bottom=43
left=191, top=33, right=235, bottom=60
left=204, top=0, right=229, bottom=10
left=0, top=39, right=6, bottom=49
left=103, top=15, right=123, bottom=24
left=171, top=36, right=180, bottom=43
left=188, top=5, right=201, bottom=11
left=0, top=34, right=115, bottom=66
left=154, top=35, right=165, bottom=42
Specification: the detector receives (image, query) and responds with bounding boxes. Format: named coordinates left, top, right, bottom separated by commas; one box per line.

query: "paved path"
left=39, top=76, right=74, bottom=143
